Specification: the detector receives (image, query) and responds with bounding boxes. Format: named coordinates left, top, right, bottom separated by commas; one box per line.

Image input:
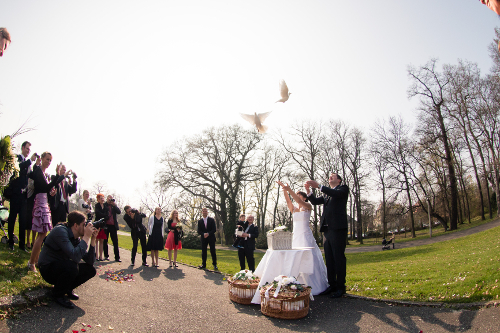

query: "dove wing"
left=257, top=111, right=272, bottom=123
left=240, top=113, right=257, bottom=125
left=279, top=80, right=289, bottom=99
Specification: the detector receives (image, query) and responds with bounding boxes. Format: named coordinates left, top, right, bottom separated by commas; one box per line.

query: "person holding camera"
left=77, top=190, right=93, bottom=220
left=94, top=195, right=121, bottom=262
left=38, top=211, right=98, bottom=309
left=124, top=206, right=148, bottom=266
left=28, top=152, right=68, bottom=272
left=92, top=194, right=107, bottom=260
left=49, top=163, right=77, bottom=226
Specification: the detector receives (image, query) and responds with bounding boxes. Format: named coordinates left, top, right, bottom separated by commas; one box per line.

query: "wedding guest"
left=238, top=214, right=259, bottom=272
left=28, top=152, right=67, bottom=272
left=6, top=141, right=37, bottom=251
left=93, top=194, right=107, bottom=261
left=26, top=155, right=41, bottom=249
left=124, top=206, right=148, bottom=266
left=77, top=190, right=93, bottom=220
left=103, top=195, right=121, bottom=262
left=147, top=207, right=164, bottom=268
left=164, top=210, right=183, bottom=268
left=49, top=163, right=77, bottom=226
left=0, top=27, right=11, bottom=57
left=197, top=208, right=217, bottom=270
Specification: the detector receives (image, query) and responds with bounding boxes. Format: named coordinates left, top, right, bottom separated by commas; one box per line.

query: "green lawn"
left=1, top=219, right=499, bottom=304
left=346, top=215, right=497, bottom=247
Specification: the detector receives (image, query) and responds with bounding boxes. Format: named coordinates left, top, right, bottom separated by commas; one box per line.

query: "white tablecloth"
left=251, top=248, right=314, bottom=304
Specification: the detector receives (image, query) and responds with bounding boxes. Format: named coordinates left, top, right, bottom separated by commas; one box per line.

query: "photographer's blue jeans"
left=39, top=260, right=96, bottom=297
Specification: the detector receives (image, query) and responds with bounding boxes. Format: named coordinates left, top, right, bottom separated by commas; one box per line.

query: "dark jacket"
left=49, top=176, right=77, bottom=213
left=308, top=184, right=349, bottom=231
left=241, top=222, right=259, bottom=251
left=9, top=155, right=32, bottom=195
left=124, top=213, right=146, bottom=234
left=197, top=216, right=216, bottom=240
left=95, top=202, right=121, bottom=230
left=167, top=219, right=183, bottom=245
left=32, top=167, right=64, bottom=196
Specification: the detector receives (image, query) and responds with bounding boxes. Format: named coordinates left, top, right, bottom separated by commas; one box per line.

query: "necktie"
left=60, top=182, right=67, bottom=200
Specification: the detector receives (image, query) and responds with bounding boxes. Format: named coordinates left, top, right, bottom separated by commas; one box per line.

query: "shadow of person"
left=5, top=301, right=86, bottom=333
left=203, top=270, right=224, bottom=286
left=139, top=266, right=162, bottom=281
left=163, top=267, right=186, bottom=281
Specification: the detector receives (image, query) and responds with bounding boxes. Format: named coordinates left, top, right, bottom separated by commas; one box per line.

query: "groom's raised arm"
left=307, top=191, right=325, bottom=205
left=321, top=184, right=349, bottom=199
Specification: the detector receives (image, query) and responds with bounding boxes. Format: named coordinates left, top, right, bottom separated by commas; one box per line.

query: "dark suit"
left=197, top=216, right=217, bottom=267
left=308, top=184, right=349, bottom=292
left=49, top=176, right=77, bottom=226
left=7, top=154, right=32, bottom=249
left=124, top=213, right=147, bottom=264
left=238, top=222, right=259, bottom=271
left=95, top=202, right=121, bottom=260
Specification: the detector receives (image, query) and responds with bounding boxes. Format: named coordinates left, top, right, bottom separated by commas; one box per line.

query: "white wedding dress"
left=292, top=208, right=329, bottom=295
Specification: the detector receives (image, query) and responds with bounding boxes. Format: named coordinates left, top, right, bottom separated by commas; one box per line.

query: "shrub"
left=181, top=230, right=202, bottom=249
left=256, top=233, right=268, bottom=249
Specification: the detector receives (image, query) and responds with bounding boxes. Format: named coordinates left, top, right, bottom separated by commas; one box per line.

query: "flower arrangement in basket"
left=260, top=275, right=312, bottom=319
left=227, top=270, right=260, bottom=305
left=267, top=225, right=292, bottom=250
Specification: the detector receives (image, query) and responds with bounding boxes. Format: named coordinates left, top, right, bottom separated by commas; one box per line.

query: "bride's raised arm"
left=277, top=180, right=295, bottom=213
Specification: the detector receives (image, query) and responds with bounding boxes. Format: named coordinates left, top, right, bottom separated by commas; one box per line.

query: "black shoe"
left=330, top=288, right=346, bottom=299
left=8, top=244, right=14, bottom=251
left=66, top=291, right=79, bottom=300
left=142, top=262, right=149, bottom=267
left=55, top=296, right=74, bottom=309
left=213, top=265, right=218, bottom=270
left=19, top=247, right=30, bottom=253
left=115, top=259, right=122, bottom=263
left=319, top=286, right=335, bottom=296
left=104, top=257, right=109, bottom=261
left=130, top=261, right=135, bottom=266
left=198, top=265, right=206, bottom=270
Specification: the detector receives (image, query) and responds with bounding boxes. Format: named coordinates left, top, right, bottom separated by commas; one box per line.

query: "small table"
left=251, top=248, right=314, bottom=304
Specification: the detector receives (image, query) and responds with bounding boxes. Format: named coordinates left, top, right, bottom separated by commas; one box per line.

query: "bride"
left=277, top=180, right=329, bottom=295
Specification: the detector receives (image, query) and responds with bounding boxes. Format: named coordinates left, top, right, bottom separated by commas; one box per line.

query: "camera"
left=34, top=153, right=40, bottom=159
left=86, top=218, right=106, bottom=229
left=131, top=209, right=147, bottom=218
left=110, top=198, right=115, bottom=202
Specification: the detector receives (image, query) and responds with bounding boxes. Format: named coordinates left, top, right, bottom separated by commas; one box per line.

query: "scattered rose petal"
left=72, top=331, right=79, bottom=333
left=109, top=326, right=114, bottom=330
left=81, top=323, right=86, bottom=326
left=96, top=324, right=102, bottom=327
left=81, top=330, right=86, bottom=332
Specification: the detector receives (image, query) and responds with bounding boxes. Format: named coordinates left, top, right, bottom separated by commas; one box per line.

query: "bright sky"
left=1, top=0, right=499, bottom=207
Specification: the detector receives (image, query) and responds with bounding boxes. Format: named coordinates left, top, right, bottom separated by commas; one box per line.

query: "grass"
left=346, top=225, right=500, bottom=303
left=346, top=215, right=497, bottom=247
left=1, top=217, right=499, bottom=304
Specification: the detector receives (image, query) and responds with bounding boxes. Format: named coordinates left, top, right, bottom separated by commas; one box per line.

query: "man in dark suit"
left=102, top=195, right=121, bottom=262
left=123, top=205, right=148, bottom=266
left=49, top=163, right=77, bottom=226
left=306, top=173, right=349, bottom=298
left=238, top=214, right=259, bottom=272
left=6, top=141, right=37, bottom=251
left=197, top=208, right=217, bottom=270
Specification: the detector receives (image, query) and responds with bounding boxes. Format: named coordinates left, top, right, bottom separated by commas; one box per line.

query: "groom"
left=306, top=173, right=349, bottom=298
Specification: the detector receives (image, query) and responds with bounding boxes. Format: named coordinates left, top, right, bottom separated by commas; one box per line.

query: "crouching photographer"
left=38, top=211, right=99, bottom=309
left=124, top=206, right=148, bottom=266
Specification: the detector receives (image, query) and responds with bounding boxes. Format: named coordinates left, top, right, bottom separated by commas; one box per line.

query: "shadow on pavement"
left=257, top=297, right=478, bottom=333
left=139, top=267, right=162, bottom=281
left=163, top=267, right=186, bottom=281
left=203, top=270, right=224, bottom=286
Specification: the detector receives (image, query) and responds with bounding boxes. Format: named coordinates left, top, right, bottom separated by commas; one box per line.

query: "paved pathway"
left=1, top=247, right=499, bottom=333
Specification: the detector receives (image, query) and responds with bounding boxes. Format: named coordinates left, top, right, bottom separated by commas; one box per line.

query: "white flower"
left=274, top=275, right=287, bottom=282
left=245, top=272, right=253, bottom=278
left=290, top=285, right=297, bottom=290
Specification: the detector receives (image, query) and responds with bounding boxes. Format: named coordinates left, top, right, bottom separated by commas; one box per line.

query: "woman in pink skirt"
left=95, top=193, right=107, bottom=260
left=28, top=152, right=67, bottom=272
left=164, top=210, right=183, bottom=268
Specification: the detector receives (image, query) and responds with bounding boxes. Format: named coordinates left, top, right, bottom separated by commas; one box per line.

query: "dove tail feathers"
left=258, top=125, right=268, bottom=134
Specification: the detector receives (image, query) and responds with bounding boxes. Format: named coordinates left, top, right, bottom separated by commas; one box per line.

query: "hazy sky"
left=1, top=0, right=499, bottom=207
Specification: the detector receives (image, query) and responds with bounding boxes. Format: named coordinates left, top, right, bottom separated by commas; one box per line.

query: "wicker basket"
left=260, top=286, right=311, bottom=319
left=267, top=231, right=293, bottom=250
left=228, top=277, right=260, bottom=305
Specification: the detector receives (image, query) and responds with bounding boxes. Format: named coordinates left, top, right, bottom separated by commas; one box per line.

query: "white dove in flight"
left=276, top=79, right=291, bottom=103
left=240, top=111, right=272, bottom=133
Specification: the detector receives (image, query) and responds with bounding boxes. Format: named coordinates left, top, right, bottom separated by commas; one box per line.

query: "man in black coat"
left=102, top=195, right=121, bottom=262
left=6, top=141, right=37, bottom=251
left=197, top=208, right=217, bottom=270
left=123, top=205, right=148, bottom=266
left=306, top=173, right=349, bottom=298
left=49, top=163, right=77, bottom=226
left=238, top=214, right=259, bottom=272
